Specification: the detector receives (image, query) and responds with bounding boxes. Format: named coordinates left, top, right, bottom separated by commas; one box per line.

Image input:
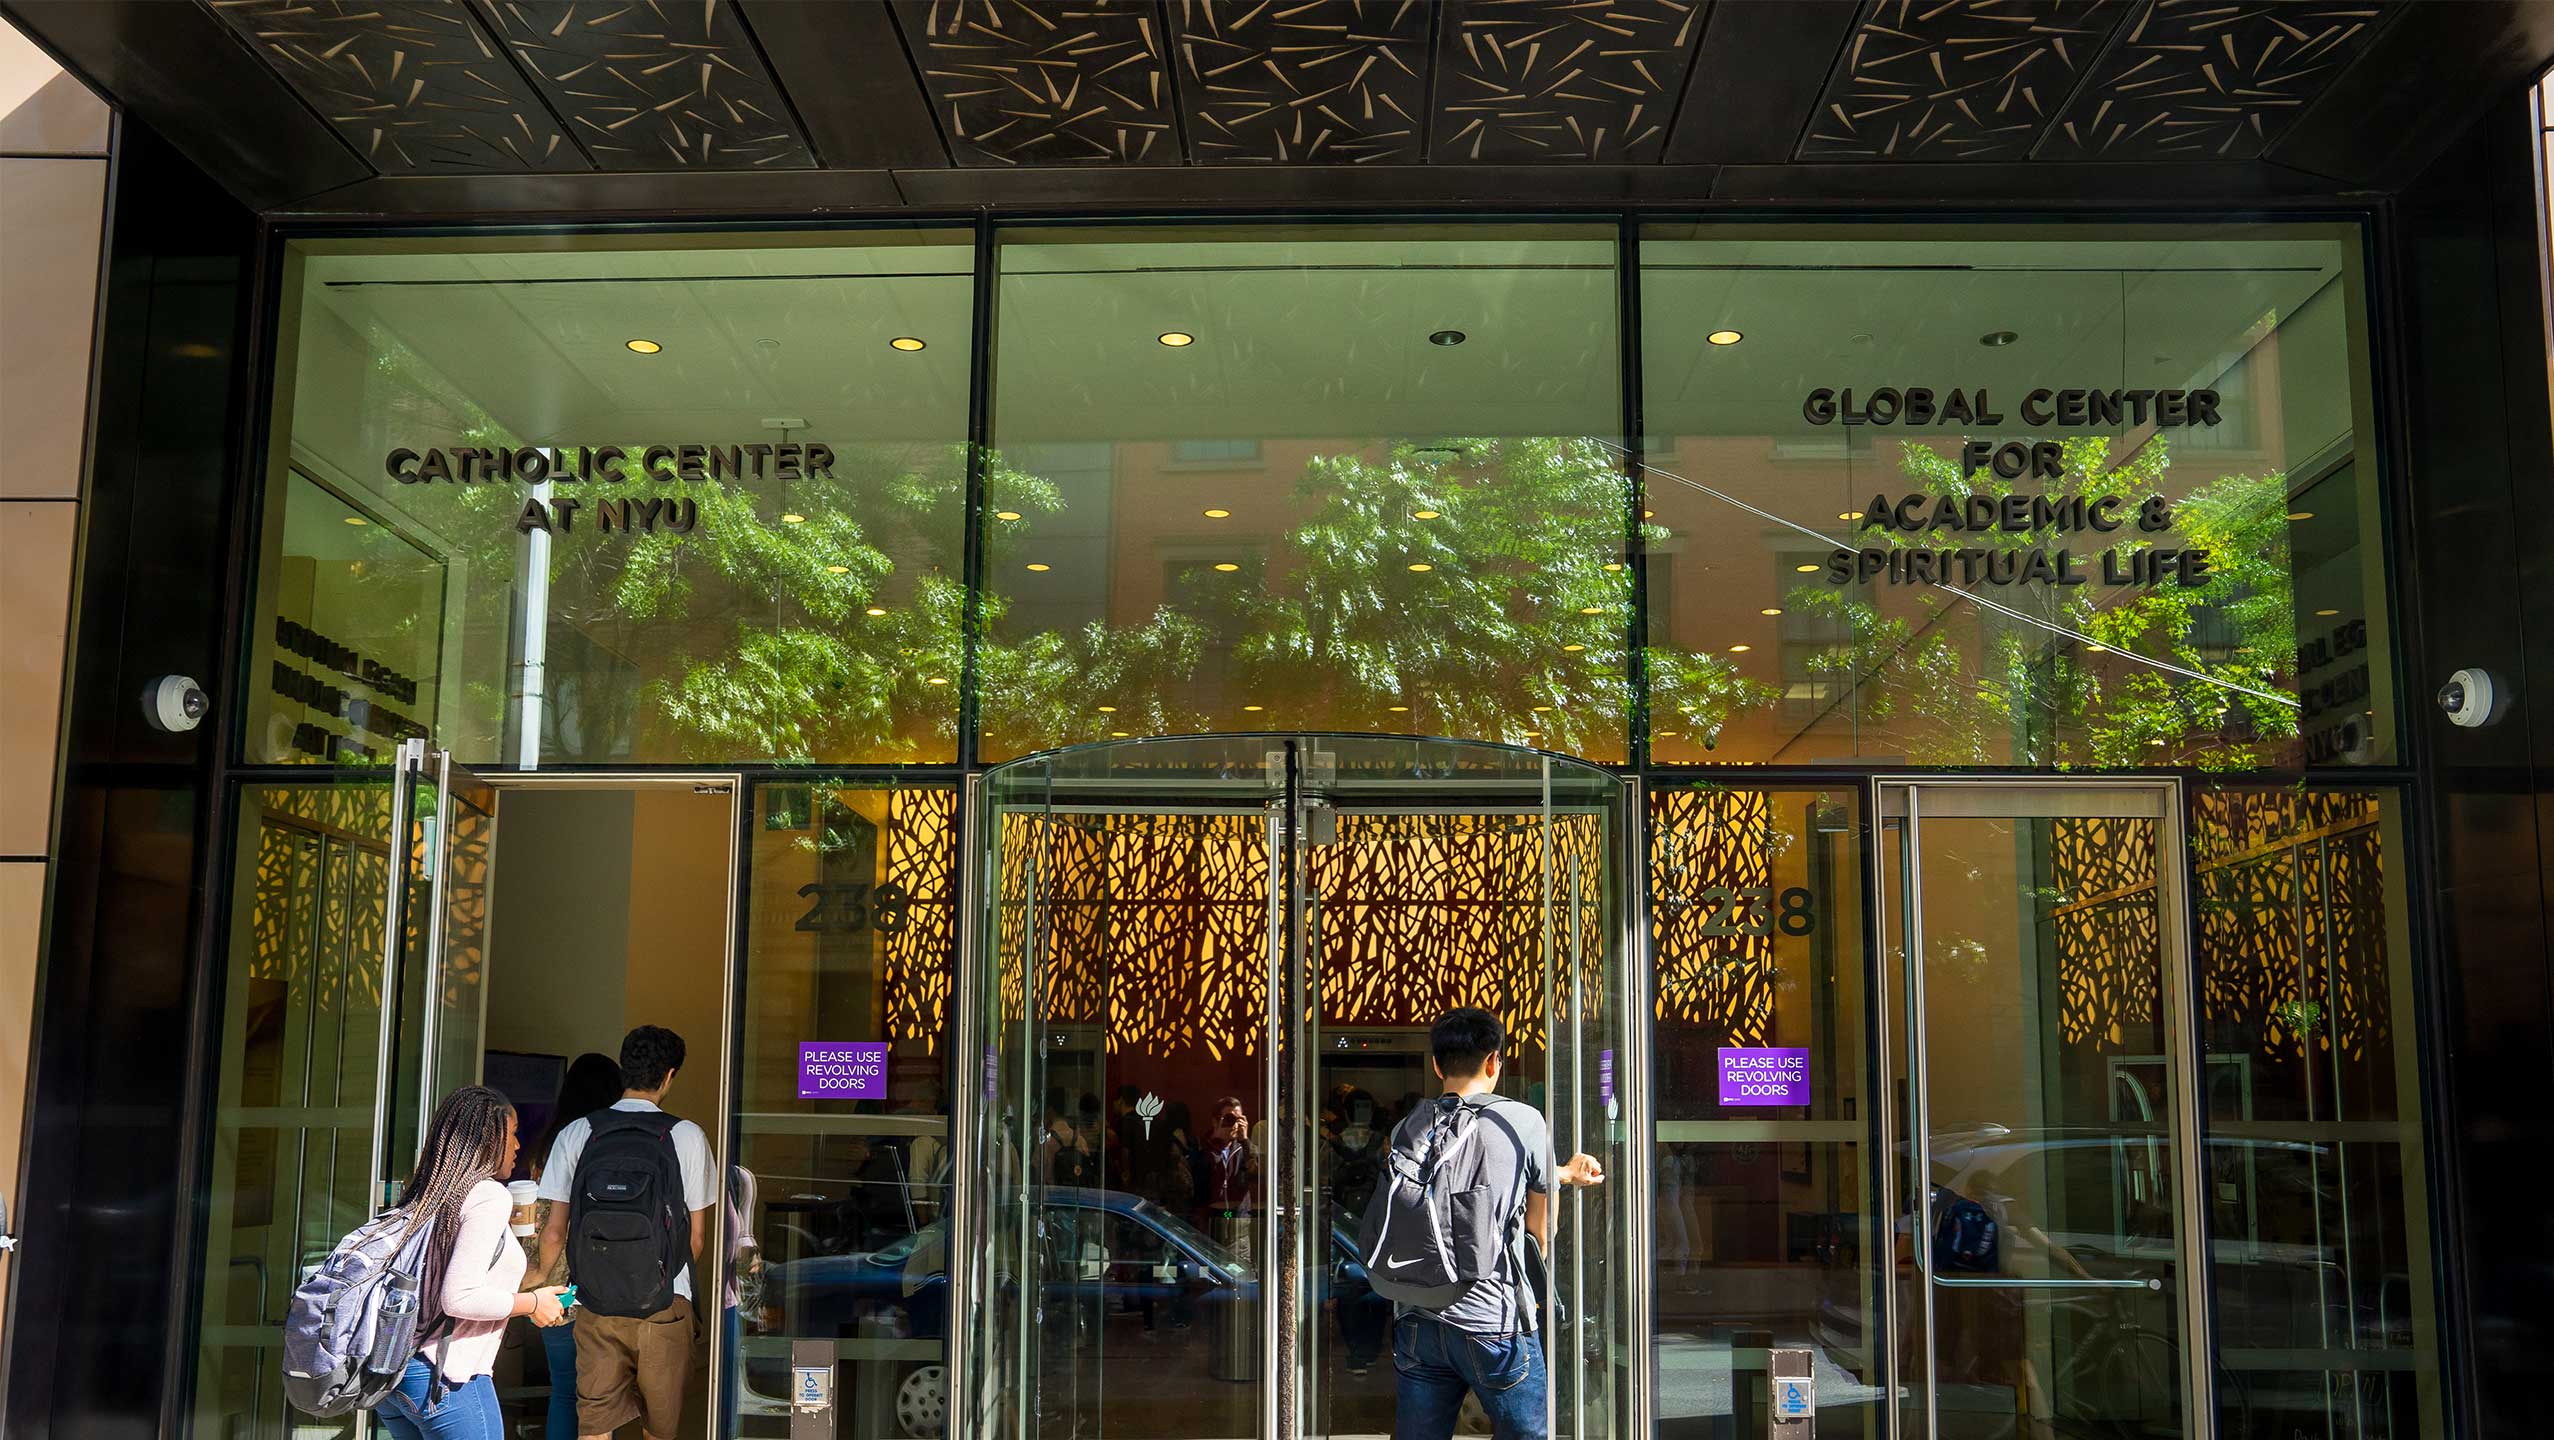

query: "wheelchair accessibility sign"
left=1775, top=1377, right=1813, bottom=1418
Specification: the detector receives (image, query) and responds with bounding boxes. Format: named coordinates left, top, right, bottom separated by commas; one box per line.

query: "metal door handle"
left=1928, top=1275, right=2161, bottom=1290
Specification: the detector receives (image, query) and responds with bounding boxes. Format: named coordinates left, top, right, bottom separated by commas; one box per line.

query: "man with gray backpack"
left=1355, top=1007, right=1606, bottom=1440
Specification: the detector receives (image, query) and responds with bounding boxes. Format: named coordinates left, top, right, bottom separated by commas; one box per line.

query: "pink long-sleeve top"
left=428, top=1179, right=529, bottom=1383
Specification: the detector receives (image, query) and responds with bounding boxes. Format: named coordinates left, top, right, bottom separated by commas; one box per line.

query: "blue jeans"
left=538, top=1317, right=579, bottom=1440
left=374, top=1354, right=503, bottom=1440
left=1391, top=1312, right=1547, bottom=1440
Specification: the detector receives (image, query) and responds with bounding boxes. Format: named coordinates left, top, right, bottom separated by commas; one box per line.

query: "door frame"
left=1871, top=776, right=2211, bottom=1440
left=437, top=765, right=747, bottom=1439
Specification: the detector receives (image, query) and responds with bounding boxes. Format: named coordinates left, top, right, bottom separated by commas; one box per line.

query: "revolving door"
left=953, top=736, right=1641, bottom=1440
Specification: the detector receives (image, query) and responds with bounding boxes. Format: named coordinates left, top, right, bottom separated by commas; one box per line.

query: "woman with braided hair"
left=376, top=1084, right=573, bottom=1440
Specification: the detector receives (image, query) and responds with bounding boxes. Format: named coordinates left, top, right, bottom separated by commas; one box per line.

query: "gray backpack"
left=1353, top=1096, right=1528, bottom=1310
left=279, top=1210, right=434, bottom=1417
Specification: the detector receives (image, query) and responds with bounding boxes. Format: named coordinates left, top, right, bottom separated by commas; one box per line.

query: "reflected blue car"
left=747, top=1188, right=1388, bottom=1438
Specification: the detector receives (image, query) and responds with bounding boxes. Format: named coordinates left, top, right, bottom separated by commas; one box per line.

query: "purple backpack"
left=280, top=1210, right=433, bottom=1417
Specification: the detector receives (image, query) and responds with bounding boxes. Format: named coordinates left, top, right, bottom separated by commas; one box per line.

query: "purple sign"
left=1718, top=1047, right=1810, bottom=1106
left=1599, top=1049, right=1615, bottom=1106
left=799, top=1042, right=889, bottom=1100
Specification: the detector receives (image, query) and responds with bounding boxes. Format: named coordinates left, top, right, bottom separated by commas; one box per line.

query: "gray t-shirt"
left=1404, top=1093, right=1554, bottom=1337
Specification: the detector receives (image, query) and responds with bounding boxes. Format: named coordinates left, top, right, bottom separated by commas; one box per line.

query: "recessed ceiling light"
left=782, top=513, right=807, bottom=524
left=1388, top=704, right=1411, bottom=713
left=1203, top=508, right=1231, bottom=519
left=994, top=510, right=1023, bottom=522
left=2314, top=607, right=2340, bottom=617
left=343, top=515, right=368, bottom=526
left=1412, top=509, right=1441, bottom=520
left=2286, top=510, right=2314, bottom=521
left=1429, top=329, right=1466, bottom=347
left=826, top=564, right=849, bottom=574
left=1729, top=643, right=1753, bottom=653
left=1025, top=562, right=1051, bottom=572
left=1214, top=562, right=1241, bottom=572
left=625, top=338, right=662, bottom=354
left=1242, top=704, right=1264, bottom=713
left=865, top=606, right=888, bottom=616
left=1408, top=562, right=1434, bottom=572
left=1563, top=643, right=1587, bottom=653
left=1760, top=607, right=1783, bottom=616
left=889, top=336, right=927, bottom=352
left=927, top=676, right=948, bottom=685
left=1158, top=331, right=1195, bottom=348
left=1795, top=563, right=1822, bottom=573
left=1707, top=329, right=1743, bottom=346
left=1980, top=330, right=2019, bottom=348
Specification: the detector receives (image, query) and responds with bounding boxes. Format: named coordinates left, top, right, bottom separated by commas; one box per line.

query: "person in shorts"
left=534, top=1025, right=717, bottom=1440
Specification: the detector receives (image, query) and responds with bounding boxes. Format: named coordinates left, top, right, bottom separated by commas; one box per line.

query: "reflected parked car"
left=744, top=1187, right=1389, bottom=1439
left=1808, top=1126, right=2397, bottom=1440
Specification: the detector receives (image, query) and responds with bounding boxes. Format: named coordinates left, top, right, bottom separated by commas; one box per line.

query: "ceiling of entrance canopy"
left=13, top=0, right=2548, bottom=215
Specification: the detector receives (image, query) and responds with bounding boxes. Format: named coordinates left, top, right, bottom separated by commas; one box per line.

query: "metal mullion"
left=1905, top=785, right=1940, bottom=1440
left=958, top=214, right=997, bottom=770
left=366, top=738, right=426, bottom=1211
left=1617, top=212, right=1649, bottom=768
left=946, top=772, right=983, bottom=1439
left=1620, top=776, right=1653, bottom=1440
left=1872, top=779, right=1901, bottom=1440
left=2157, top=777, right=2216, bottom=1439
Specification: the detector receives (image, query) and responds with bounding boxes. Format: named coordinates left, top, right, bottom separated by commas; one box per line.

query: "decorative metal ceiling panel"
left=1431, top=0, right=1707, bottom=163
left=1799, top=0, right=2130, bottom=162
left=472, top=0, right=815, bottom=169
left=1168, top=0, right=1433, bottom=164
left=205, top=0, right=584, bottom=173
left=897, top=0, right=1182, bottom=165
left=2038, top=0, right=2393, bottom=162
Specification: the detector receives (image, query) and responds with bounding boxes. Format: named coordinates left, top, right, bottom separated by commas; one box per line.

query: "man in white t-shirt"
left=535, top=1025, right=716, bottom=1440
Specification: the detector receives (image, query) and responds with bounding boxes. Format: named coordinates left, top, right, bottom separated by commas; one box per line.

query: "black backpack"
left=1929, top=1184, right=2001, bottom=1274
left=569, top=1110, right=690, bottom=1316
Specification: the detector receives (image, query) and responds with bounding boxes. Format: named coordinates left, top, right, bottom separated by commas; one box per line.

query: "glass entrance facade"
left=187, top=216, right=2443, bottom=1440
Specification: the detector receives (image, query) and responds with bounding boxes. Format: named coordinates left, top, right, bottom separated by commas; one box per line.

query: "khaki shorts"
left=575, top=1295, right=695, bottom=1437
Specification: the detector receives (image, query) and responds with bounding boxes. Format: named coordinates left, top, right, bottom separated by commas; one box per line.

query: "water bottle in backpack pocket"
left=570, top=1109, right=691, bottom=1316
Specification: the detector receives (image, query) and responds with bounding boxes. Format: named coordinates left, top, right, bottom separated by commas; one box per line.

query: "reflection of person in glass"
left=1157, top=1099, right=1201, bottom=1217
left=1928, top=1165, right=2097, bottom=1440
left=720, top=1165, right=760, bottom=1440
left=1043, top=1109, right=1098, bottom=1187
left=1205, top=1096, right=1258, bottom=1262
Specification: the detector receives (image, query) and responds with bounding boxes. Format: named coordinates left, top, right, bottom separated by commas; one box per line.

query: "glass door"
left=190, top=741, right=497, bottom=1436
left=1878, top=781, right=2207, bottom=1440
left=961, top=735, right=1635, bottom=1440
left=375, top=740, right=499, bottom=1206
